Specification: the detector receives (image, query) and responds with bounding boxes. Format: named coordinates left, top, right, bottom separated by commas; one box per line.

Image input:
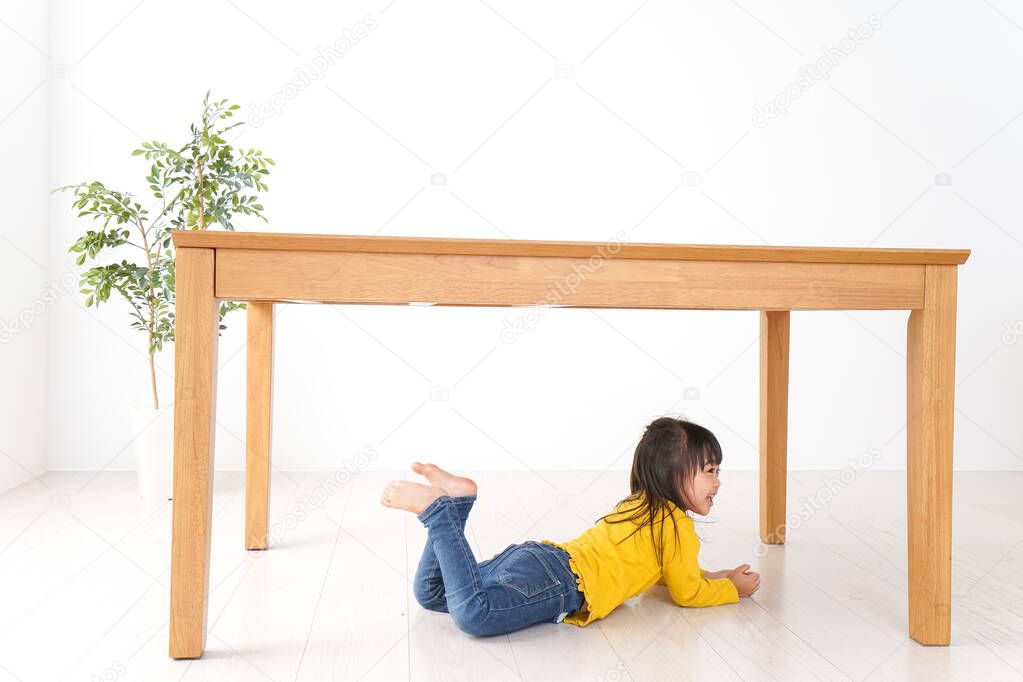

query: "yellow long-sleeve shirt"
left=541, top=495, right=739, bottom=626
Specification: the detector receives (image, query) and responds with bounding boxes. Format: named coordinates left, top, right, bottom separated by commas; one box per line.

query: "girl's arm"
left=701, top=568, right=730, bottom=580
left=659, top=519, right=739, bottom=607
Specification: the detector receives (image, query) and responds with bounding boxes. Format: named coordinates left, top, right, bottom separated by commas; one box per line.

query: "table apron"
left=212, top=248, right=926, bottom=310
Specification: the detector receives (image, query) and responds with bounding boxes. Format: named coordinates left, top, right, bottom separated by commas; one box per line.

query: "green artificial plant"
left=56, top=91, right=274, bottom=409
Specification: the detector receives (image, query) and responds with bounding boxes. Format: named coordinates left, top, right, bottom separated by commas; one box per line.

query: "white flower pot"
left=127, top=403, right=175, bottom=503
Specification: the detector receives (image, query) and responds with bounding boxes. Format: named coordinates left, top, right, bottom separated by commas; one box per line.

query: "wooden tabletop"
left=170, top=230, right=971, bottom=265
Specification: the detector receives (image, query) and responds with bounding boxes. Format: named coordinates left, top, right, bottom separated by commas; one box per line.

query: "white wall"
left=0, top=2, right=50, bottom=493
left=12, top=0, right=1023, bottom=478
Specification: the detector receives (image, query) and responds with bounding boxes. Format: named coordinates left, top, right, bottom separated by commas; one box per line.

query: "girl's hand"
left=727, top=564, right=761, bottom=597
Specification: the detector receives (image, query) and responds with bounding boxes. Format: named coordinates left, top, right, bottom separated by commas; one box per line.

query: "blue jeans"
left=413, top=494, right=585, bottom=636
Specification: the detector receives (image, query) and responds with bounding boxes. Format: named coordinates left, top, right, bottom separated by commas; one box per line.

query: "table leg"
left=759, top=310, right=790, bottom=545
left=906, top=264, right=957, bottom=645
left=245, top=301, right=274, bottom=550
left=169, top=248, right=220, bottom=659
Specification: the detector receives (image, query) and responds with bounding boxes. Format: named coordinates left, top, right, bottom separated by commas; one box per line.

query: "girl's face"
left=682, top=461, right=721, bottom=516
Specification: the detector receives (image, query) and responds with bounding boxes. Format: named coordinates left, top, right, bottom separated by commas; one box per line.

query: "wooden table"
left=167, top=229, right=970, bottom=658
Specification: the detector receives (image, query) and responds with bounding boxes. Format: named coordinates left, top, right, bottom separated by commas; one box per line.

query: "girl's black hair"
left=597, top=417, right=723, bottom=566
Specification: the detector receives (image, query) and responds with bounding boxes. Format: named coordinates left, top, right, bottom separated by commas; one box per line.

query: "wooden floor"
left=1, top=468, right=1021, bottom=681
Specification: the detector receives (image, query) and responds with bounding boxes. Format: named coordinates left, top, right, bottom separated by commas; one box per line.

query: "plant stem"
left=196, top=156, right=206, bottom=230
left=137, top=216, right=160, bottom=410
left=148, top=331, right=159, bottom=410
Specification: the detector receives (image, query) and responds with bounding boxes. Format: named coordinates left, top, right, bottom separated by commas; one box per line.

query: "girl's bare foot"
left=411, top=462, right=478, bottom=498
left=380, top=481, right=445, bottom=514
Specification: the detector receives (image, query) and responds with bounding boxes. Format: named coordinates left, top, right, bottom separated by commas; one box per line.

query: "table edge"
left=170, top=230, right=971, bottom=265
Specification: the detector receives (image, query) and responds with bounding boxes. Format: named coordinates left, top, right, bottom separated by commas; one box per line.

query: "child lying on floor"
left=380, top=416, right=760, bottom=635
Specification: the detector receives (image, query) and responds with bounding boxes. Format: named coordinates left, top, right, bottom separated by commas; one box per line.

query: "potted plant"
left=55, top=91, right=274, bottom=502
